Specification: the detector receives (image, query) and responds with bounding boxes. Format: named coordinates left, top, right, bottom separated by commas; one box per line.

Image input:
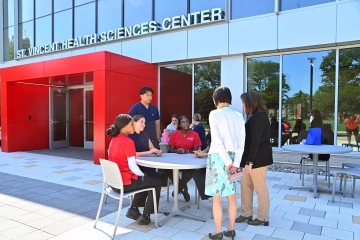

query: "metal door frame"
left=84, top=86, right=94, bottom=149
left=49, top=88, right=70, bottom=149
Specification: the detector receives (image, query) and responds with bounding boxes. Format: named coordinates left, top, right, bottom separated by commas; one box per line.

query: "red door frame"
left=0, top=51, right=158, bottom=164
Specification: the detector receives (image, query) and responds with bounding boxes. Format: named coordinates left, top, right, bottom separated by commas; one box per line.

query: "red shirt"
left=168, top=130, right=202, bottom=151
left=108, top=134, right=138, bottom=185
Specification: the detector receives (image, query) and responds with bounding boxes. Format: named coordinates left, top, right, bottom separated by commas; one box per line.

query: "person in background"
left=128, top=115, right=162, bottom=178
left=344, top=114, right=359, bottom=145
left=282, top=117, right=291, bottom=132
left=191, top=113, right=208, bottom=150
left=166, top=114, right=179, bottom=134
left=236, top=92, right=273, bottom=226
left=107, top=114, right=161, bottom=225
left=129, top=86, right=161, bottom=149
left=310, top=109, right=323, bottom=128
left=205, top=87, right=245, bottom=240
left=193, top=131, right=212, bottom=202
left=291, top=119, right=307, bottom=144
left=168, top=115, right=202, bottom=202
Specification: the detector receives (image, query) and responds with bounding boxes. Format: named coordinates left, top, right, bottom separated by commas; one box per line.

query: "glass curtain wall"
left=3, top=0, right=15, bottom=61
left=247, top=56, right=281, bottom=147
left=280, top=0, right=335, bottom=11
left=194, top=62, right=221, bottom=125
left=231, top=0, right=274, bottom=19
left=337, top=47, right=360, bottom=150
left=282, top=50, right=335, bottom=147
left=97, top=0, right=123, bottom=33
left=19, top=0, right=34, bottom=51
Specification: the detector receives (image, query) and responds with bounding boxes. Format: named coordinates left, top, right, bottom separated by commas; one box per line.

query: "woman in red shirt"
left=168, top=115, right=202, bottom=202
left=107, top=114, right=161, bottom=225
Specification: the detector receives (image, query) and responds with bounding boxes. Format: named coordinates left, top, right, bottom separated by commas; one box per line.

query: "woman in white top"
left=205, top=87, right=245, bottom=240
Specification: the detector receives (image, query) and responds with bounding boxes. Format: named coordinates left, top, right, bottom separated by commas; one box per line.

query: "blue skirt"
left=205, top=152, right=236, bottom=197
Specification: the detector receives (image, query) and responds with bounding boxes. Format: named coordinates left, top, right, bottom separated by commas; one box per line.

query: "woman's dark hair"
left=133, top=114, right=145, bottom=122
left=206, top=131, right=212, bottom=146
left=139, top=86, right=153, bottom=95
left=177, top=115, right=190, bottom=130
left=213, top=86, right=232, bottom=106
left=106, top=114, right=133, bottom=137
left=240, top=92, right=268, bottom=115
left=171, top=113, right=179, bottom=119
left=193, top=113, right=202, bottom=121
left=311, top=109, right=323, bottom=128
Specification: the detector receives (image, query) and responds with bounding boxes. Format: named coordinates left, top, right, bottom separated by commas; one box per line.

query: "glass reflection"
left=124, top=0, right=152, bottom=27
left=54, top=0, right=72, bottom=12
left=282, top=50, right=335, bottom=146
left=35, top=0, right=52, bottom=18
left=19, top=20, right=34, bottom=50
left=194, top=62, right=221, bottom=122
left=54, top=10, right=73, bottom=42
left=20, top=0, right=34, bottom=22
left=280, top=0, right=334, bottom=11
left=4, top=0, right=15, bottom=27
left=97, top=0, right=123, bottom=33
left=35, top=16, right=52, bottom=46
left=3, top=26, right=15, bottom=61
left=190, top=0, right=225, bottom=12
left=154, top=0, right=187, bottom=23
left=75, top=0, right=94, bottom=6
left=232, top=0, right=274, bottom=19
left=75, top=2, right=95, bottom=38
left=160, top=64, right=193, bottom=131
left=247, top=56, right=280, bottom=147
left=337, top=47, right=360, bottom=149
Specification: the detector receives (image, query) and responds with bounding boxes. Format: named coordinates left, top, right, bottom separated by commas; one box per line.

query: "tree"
left=320, top=48, right=360, bottom=115
left=247, top=59, right=290, bottom=115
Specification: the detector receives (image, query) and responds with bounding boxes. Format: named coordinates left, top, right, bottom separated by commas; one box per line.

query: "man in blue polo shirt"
left=129, top=86, right=161, bottom=149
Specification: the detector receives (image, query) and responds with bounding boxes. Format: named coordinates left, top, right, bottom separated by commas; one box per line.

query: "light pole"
left=308, top=57, right=316, bottom=111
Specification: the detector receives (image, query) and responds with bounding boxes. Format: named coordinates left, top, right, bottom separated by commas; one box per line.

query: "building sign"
left=16, top=8, right=225, bottom=59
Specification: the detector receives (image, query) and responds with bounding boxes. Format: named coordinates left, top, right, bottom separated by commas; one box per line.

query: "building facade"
left=1, top=0, right=360, bottom=162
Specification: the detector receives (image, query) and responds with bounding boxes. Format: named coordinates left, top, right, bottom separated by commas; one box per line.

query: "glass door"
left=50, top=88, right=69, bottom=148
left=84, top=88, right=94, bottom=149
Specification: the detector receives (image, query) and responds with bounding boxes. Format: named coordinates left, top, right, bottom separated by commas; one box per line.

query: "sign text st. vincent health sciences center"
left=16, top=8, right=225, bottom=59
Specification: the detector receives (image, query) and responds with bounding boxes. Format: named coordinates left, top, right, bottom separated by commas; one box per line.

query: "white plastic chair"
left=94, top=158, right=158, bottom=240
left=339, top=163, right=360, bottom=191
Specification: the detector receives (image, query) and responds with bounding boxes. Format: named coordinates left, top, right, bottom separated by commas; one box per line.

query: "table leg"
left=158, top=169, right=206, bottom=226
left=312, top=154, right=319, bottom=198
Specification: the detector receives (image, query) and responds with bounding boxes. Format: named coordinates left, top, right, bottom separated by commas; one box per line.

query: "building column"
left=221, top=55, right=245, bottom=115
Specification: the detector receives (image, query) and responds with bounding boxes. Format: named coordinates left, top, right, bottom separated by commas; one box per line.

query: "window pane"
left=75, top=0, right=94, bottom=6
left=337, top=47, right=360, bottom=148
left=194, top=62, right=221, bottom=120
left=247, top=56, right=280, bottom=146
left=282, top=51, right=335, bottom=146
left=75, top=2, right=95, bottom=37
left=35, top=15, right=52, bottom=46
left=97, top=0, right=123, bottom=33
left=19, top=20, right=34, bottom=50
left=54, top=9, right=72, bottom=42
left=3, top=0, right=15, bottom=27
left=54, top=0, right=72, bottom=12
left=20, top=0, right=34, bottom=22
left=190, top=0, right=225, bottom=12
left=35, top=0, right=52, bottom=18
left=280, top=0, right=335, bottom=11
left=154, top=0, right=187, bottom=23
left=124, top=0, right=152, bottom=27
left=3, top=26, right=15, bottom=61
left=232, top=0, right=274, bottom=19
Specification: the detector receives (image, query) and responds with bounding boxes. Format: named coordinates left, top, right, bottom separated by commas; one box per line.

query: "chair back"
left=99, top=158, right=123, bottom=190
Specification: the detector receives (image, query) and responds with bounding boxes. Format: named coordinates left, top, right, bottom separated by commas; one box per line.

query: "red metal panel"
left=13, top=121, right=45, bottom=151
left=1, top=121, right=13, bottom=151
left=1, top=82, right=14, bottom=123
left=94, top=71, right=111, bottom=125
left=110, top=54, right=138, bottom=76
left=12, top=83, right=45, bottom=123
left=160, top=68, right=192, bottom=131
left=44, top=52, right=107, bottom=76
left=137, top=60, right=158, bottom=80
left=69, top=89, right=84, bottom=147
left=93, top=123, right=111, bottom=165
left=1, top=62, right=45, bottom=82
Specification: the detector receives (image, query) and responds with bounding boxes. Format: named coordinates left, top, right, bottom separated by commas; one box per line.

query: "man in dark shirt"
left=129, top=86, right=161, bottom=148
